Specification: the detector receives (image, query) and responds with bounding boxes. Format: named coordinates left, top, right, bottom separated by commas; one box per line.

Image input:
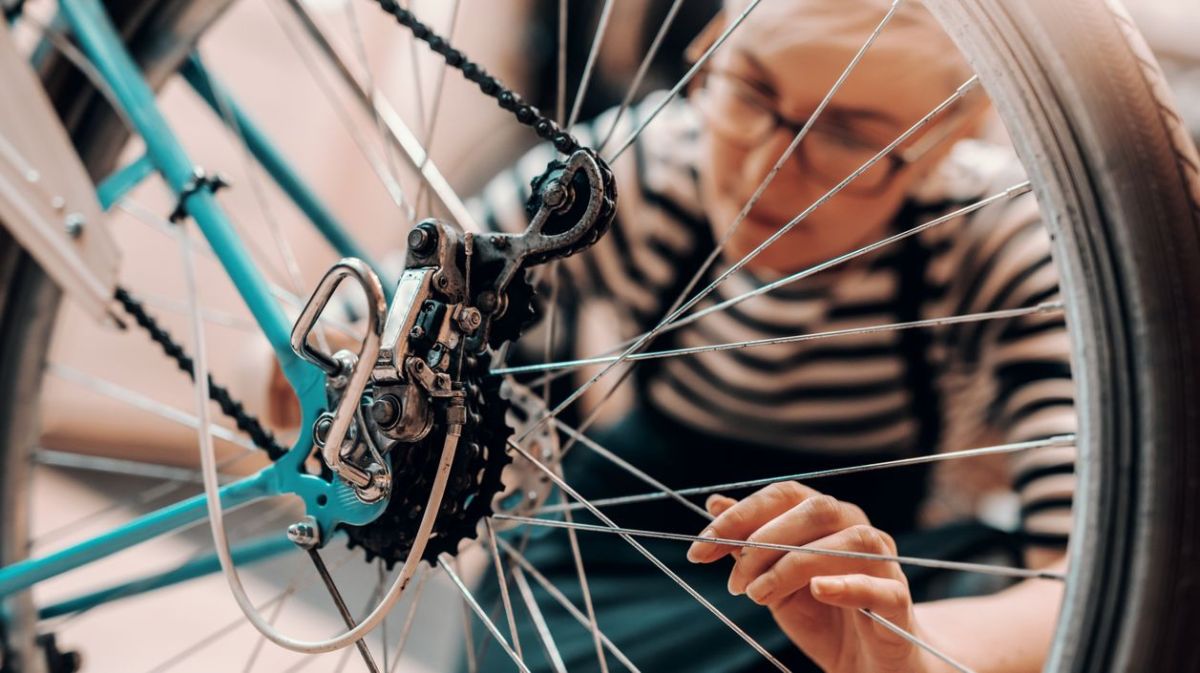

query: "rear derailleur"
left=289, top=148, right=615, bottom=564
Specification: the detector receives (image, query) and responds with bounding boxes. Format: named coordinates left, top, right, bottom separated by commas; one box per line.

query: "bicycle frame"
left=0, top=0, right=395, bottom=610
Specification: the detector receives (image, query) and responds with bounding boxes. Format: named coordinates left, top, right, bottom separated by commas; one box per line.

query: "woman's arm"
left=915, top=555, right=1065, bottom=673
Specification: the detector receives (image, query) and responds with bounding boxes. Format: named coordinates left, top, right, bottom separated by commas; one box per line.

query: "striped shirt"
left=469, top=94, right=1076, bottom=544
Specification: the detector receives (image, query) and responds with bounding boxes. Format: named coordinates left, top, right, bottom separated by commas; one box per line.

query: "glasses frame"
left=690, top=67, right=981, bottom=195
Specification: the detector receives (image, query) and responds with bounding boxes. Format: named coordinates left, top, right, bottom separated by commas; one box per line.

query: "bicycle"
left=1, top=0, right=1198, bottom=671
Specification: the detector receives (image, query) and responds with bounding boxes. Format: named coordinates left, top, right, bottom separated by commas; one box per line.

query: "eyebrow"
left=733, top=49, right=778, bottom=97
left=732, top=49, right=903, bottom=131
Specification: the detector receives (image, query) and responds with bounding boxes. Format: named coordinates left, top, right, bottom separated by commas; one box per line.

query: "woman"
left=467, top=0, right=1073, bottom=671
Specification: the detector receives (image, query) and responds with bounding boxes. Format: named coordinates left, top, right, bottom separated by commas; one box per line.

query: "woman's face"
left=695, top=2, right=971, bottom=275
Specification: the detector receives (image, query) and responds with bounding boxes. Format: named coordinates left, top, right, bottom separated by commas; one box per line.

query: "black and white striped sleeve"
left=952, top=191, right=1077, bottom=547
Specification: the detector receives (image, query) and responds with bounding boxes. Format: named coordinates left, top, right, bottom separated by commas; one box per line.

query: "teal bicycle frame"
left=0, top=0, right=392, bottom=612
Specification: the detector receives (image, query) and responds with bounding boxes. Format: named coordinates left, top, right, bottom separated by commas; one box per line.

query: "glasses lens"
left=802, top=129, right=892, bottom=192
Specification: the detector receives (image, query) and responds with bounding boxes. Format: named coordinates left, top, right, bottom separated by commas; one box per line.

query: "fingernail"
left=812, top=577, right=845, bottom=597
left=687, top=528, right=717, bottom=563
left=746, top=577, right=774, bottom=604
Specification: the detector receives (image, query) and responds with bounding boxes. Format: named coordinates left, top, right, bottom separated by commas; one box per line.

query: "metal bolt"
left=64, top=213, right=85, bottom=239
left=312, top=415, right=333, bottom=447
left=287, top=516, right=320, bottom=549
left=407, top=226, right=435, bottom=254
left=542, top=180, right=569, bottom=209
left=50, top=196, right=66, bottom=212
left=409, top=325, right=426, bottom=340
left=456, top=307, right=483, bottom=333
left=490, top=235, right=510, bottom=250
left=371, top=395, right=400, bottom=427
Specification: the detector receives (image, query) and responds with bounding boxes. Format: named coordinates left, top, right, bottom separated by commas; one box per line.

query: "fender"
left=0, top=20, right=118, bottom=323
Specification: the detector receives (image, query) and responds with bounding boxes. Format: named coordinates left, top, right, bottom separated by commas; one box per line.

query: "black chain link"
left=114, top=287, right=289, bottom=460
left=371, top=0, right=582, bottom=155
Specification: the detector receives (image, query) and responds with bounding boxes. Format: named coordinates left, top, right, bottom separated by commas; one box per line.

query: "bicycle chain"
left=113, top=287, right=289, bottom=460
left=370, top=0, right=582, bottom=155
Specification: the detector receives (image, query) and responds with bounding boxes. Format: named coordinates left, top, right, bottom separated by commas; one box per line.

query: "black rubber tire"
left=2, top=0, right=1199, bottom=670
left=924, top=1, right=1200, bottom=671
left=0, top=2, right=222, bottom=670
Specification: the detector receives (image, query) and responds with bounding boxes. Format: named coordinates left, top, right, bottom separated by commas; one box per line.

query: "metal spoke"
left=278, top=0, right=478, bottom=230
left=385, top=568, right=428, bottom=673
left=240, top=589, right=291, bottom=673
left=144, top=551, right=357, bottom=673
left=556, top=0, right=568, bottom=126
left=538, top=434, right=1075, bottom=514
left=497, top=300, right=1063, bottom=378
left=607, top=0, right=766, bottom=161
left=115, top=196, right=291, bottom=294
left=308, top=548, right=381, bottom=673
left=546, top=435, right=609, bottom=673
left=343, top=0, right=410, bottom=223
left=658, top=182, right=1034, bottom=341
left=441, top=554, right=533, bottom=673
left=495, top=514, right=1065, bottom=583
left=113, top=197, right=363, bottom=339
left=378, top=560, right=389, bottom=671
left=497, top=538, right=642, bottom=673
left=861, top=610, right=975, bottom=673
left=507, top=441, right=793, bottom=672
left=510, top=565, right=568, bottom=673
left=519, top=77, right=984, bottom=443
left=551, top=419, right=709, bottom=520
left=595, top=0, right=686, bottom=153
left=266, top=0, right=414, bottom=217
left=33, top=449, right=245, bottom=485
left=30, top=448, right=261, bottom=549
left=566, top=0, right=614, bottom=129
left=455, top=556, right=479, bottom=673
left=136, top=292, right=260, bottom=333
left=485, top=520, right=524, bottom=661
left=195, top=45, right=332, bottom=352
left=413, top=0, right=462, bottom=218
left=48, top=364, right=257, bottom=451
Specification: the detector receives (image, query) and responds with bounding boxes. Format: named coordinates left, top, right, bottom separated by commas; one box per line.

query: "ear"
left=686, top=11, right=728, bottom=64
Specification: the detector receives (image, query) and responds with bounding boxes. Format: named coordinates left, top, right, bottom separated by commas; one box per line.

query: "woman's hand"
left=686, top=481, right=949, bottom=673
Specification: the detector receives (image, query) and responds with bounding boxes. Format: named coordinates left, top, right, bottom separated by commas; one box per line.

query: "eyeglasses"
left=691, top=69, right=974, bottom=194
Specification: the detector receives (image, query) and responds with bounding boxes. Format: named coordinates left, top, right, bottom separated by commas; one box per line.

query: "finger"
left=810, top=575, right=912, bottom=624
left=705, top=494, right=737, bottom=517
left=687, top=481, right=817, bottom=563
left=727, top=495, right=868, bottom=595
left=743, top=524, right=901, bottom=605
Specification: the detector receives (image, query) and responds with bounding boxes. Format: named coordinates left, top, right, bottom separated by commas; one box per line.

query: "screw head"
left=371, top=395, right=400, bottom=427
left=64, top=213, right=85, bottom=239
left=312, top=415, right=333, bottom=447
left=409, top=325, right=426, bottom=340
left=542, top=180, right=569, bottom=209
